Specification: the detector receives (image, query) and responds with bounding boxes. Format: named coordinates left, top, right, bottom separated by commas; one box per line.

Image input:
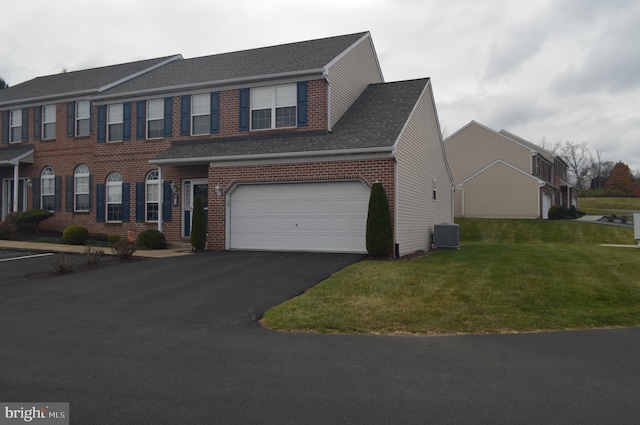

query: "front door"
left=183, top=179, right=208, bottom=237
left=2, top=179, right=27, bottom=221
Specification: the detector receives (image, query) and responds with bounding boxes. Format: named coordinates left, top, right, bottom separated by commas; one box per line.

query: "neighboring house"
left=0, top=32, right=454, bottom=255
left=444, top=121, right=575, bottom=219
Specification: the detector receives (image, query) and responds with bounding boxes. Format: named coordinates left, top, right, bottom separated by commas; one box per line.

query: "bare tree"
left=560, top=141, right=591, bottom=191
left=539, top=137, right=562, bottom=154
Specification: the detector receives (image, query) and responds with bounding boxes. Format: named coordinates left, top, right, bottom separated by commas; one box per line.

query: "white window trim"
left=191, top=94, right=210, bottom=136
left=74, top=164, right=90, bottom=212
left=107, top=104, right=123, bottom=142
left=9, top=109, right=22, bottom=143
left=41, top=167, right=55, bottom=211
left=146, top=99, right=164, bottom=139
left=76, top=101, right=90, bottom=137
left=250, top=84, right=296, bottom=131
left=106, top=172, right=123, bottom=223
left=145, top=170, right=160, bottom=222
left=42, top=104, right=56, bottom=140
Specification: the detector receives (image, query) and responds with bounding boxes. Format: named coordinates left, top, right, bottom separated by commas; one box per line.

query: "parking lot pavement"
left=1, top=251, right=639, bottom=425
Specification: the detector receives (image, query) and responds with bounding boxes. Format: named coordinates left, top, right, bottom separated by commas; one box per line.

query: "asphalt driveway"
left=1, top=251, right=639, bottom=425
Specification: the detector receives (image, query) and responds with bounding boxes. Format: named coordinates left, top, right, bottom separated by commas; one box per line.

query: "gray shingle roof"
left=100, top=32, right=368, bottom=97
left=0, top=144, right=34, bottom=165
left=0, top=55, right=181, bottom=106
left=151, top=78, right=429, bottom=164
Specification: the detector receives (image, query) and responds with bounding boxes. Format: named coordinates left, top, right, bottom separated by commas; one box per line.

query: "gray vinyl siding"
left=394, top=82, right=454, bottom=256
left=460, top=162, right=540, bottom=218
left=326, top=35, right=383, bottom=129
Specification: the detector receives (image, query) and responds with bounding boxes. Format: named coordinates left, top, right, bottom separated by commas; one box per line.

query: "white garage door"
left=229, top=181, right=370, bottom=252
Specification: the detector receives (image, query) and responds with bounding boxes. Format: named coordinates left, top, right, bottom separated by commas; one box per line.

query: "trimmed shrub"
left=136, top=229, right=166, bottom=249
left=567, top=205, right=578, bottom=219
left=17, top=209, right=54, bottom=236
left=108, top=234, right=121, bottom=245
left=63, top=225, right=89, bottom=245
left=190, top=195, right=207, bottom=251
left=366, top=182, right=393, bottom=258
left=548, top=206, right=560, bottom=220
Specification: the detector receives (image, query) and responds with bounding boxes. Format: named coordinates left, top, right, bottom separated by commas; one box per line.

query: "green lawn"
left=579, top=197, right=640, bottom=215
left=262, top=219, right=640, bottom=335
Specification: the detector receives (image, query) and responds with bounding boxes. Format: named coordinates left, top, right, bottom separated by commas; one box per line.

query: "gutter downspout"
left=13, top=164, right=19, bottom=213
left=324, top=70, right=331, bottom=132
left=157, top=166, right=163, bottom=233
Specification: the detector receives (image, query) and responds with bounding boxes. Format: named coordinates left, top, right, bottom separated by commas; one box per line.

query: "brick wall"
left=0, top=78, right=329, bottom=243
left=204, top=158, right=396, bottom=250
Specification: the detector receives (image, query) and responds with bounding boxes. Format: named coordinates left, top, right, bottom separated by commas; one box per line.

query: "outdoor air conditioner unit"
left=433, top=223, right=460, bottom=249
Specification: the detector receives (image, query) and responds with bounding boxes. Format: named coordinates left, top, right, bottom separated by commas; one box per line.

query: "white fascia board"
left=0, top=89, right=96, bottom=108
left=149, top=146, right=393, bottom=166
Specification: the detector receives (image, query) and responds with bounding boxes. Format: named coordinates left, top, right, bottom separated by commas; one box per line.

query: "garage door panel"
left=229, top=181, right=369, bottom=253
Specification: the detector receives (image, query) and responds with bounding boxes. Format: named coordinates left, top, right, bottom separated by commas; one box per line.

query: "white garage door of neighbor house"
left=229, top=181, right=370, bottom=253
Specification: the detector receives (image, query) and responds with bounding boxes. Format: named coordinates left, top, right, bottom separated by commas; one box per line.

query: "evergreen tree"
left=366, top=183, right=393, bottom=258
left=190, top=195, right=207, bottom=251
left=0, top=77, right=8, bottom=90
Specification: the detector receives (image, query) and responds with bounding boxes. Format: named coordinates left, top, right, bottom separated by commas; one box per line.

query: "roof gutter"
left=92, top=68, right=325, bottom=102
left=0, top=89, right=96, bottom=108
left=149, top=146, right=393, bottom=166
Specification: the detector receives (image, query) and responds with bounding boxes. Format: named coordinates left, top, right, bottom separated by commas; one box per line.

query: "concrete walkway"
left=0, top=239, right=192, bottom=258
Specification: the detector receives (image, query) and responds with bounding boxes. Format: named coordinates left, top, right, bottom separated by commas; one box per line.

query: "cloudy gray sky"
left=2, top=0, right=638, bottom=172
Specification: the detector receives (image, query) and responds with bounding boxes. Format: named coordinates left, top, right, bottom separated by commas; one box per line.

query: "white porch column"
left=157, top=166, right=163, bottom=232
left=12, top=163, right=19, bottom=213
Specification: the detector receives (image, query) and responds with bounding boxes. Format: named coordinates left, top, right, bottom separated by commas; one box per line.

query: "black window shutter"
left=21, top=108, right=28, bottom=141
left=210, top=92, right=219, bottom=134
left=97, top=106, right=106, bottom=143
left=297, top=81, right=308, bottom=127
left=32, top=177, right=41, bottom=209
left=163, top=97, right=173, bottom=138
left=180, top=95, right=190, bottom=136
left=1, top=111, right=8, bottom=143
left=122, top=182, right=130, bottom=222
left=54, top=175, right=62, bottom=212
left=123, top=103, right=131, bottom=141
left=136, top=101, right=146, bottom=140
left=67, top=102, right=75, bottom=137
left=135, top=182, right=144, bottom=223
left=162, top=181, right=172, bottom=222
left=239, top=88, right=249, bottom=131
left=96, top=183, right=105, bottom=222
left=65, top=175, right=73, bottom=212
left=33, top=107, right=41, bottom=140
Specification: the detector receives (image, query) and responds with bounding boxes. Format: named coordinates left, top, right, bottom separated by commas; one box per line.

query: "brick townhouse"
left=0, top=32, right=454, bottom=255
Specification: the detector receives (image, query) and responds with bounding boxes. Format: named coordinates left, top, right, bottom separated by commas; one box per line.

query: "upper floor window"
left=147, top=99, right=164, bottom=139
left=251, top=84, right=296, bottom=130
left=106, top=172, right=123, bottom=222
left=9, top=109, right=22, bottom=143
left=41, top=167, right=56, bottom=211
left=145, top=170, right=160, bottom=222
left=74, top=164, right=90, bottom=212
left=191, top=94, right=210, bottom=135
left=42, top=105, right=56, bottom=140
left=76, top=101, right=90, bottom=137
left=107, top=104, right=123, bottom=142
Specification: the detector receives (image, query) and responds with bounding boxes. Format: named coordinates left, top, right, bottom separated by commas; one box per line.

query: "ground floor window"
left=106, top=172, right=123, bottom=222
